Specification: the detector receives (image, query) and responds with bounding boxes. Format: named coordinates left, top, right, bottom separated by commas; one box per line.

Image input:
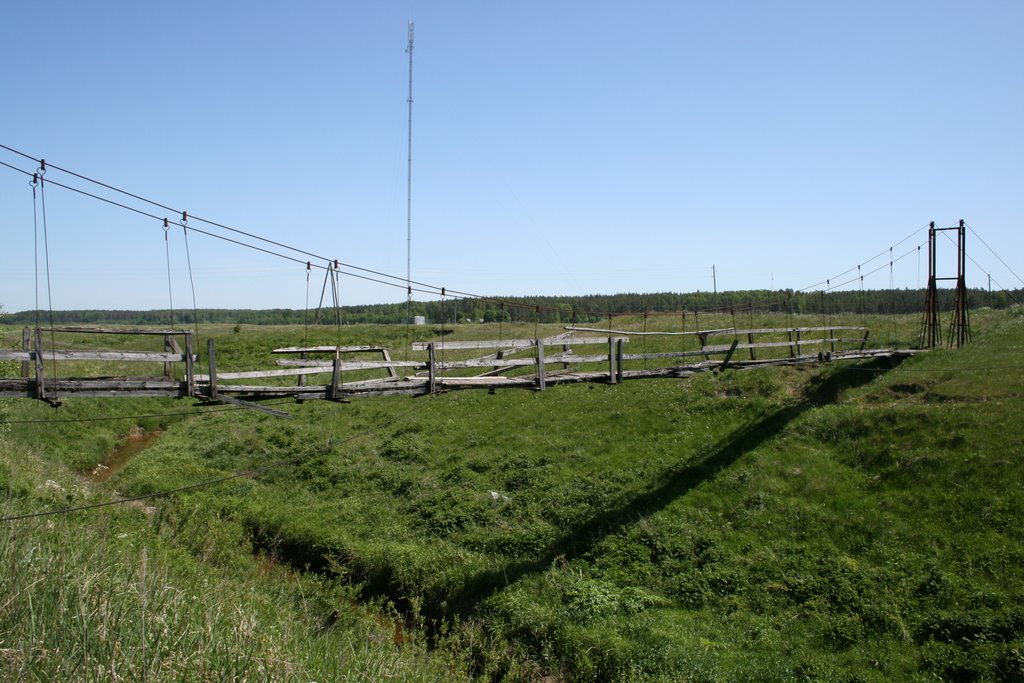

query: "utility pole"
left=405, top=20, right=415, bottom=323
left=712, top=265, right=718, bottom=310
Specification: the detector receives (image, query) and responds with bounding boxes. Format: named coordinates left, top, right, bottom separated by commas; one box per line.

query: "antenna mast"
left=405, top=20, right=415, bottom=320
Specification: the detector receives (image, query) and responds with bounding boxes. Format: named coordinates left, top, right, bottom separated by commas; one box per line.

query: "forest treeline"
left=3, top=287, right=1019, bottom=326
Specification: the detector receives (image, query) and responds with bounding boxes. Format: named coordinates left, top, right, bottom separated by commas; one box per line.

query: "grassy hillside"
left=2, top=310, right=1022, bottom=681
left=0, top=397, right=467, bottom=680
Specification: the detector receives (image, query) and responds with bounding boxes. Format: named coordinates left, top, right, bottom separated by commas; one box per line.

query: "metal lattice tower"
left=920, top=219, right=971, bottom=348
left=405, top=20, right=415, bottom=322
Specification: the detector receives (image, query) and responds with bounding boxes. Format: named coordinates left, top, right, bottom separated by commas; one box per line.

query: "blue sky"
left=1, top=1, right=1021, bottom=312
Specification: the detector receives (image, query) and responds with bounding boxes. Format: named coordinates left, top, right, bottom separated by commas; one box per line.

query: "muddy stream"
left=89, top=427, right=162, bottom=482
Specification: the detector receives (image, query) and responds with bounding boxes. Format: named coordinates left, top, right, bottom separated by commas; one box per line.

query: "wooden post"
left=747, top=332, right=757, bottom=360
left=21, top=327, right=30, bottom=378
left=536, top=339, right=546, bottom=391
left=207, top=338, right=218, bottom=400
left=381, top=348, right=399, bottom=379
left=184, top=333, right=195, bottom=397
left=721, top=339, right=739, bottom=370
left=34, top=327, right=45, bottom=400
left=699, top=332, right=710, bottom=361
left=428, top=342, right=436, bottom=394
left=163, top=335, right=173, bottom=378
left=795, top=329, right=802, bottom=356
left=562, top=342, right=571, bottom=370
left=787, top=329, right=796, bottom=359
left=608, top=337, right=617, bottom=384
left=298, top=351, right=307, bottom=387
left=616, top=338, right=625, bottom=383
left=859, top=329, right=870, bottom=352
left=330, top=357, right=341, bottom=400
left=829, top=328, right=836, bottom=354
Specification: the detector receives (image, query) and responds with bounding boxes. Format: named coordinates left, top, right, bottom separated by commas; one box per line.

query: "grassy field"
left=2, top=309, right=1023, bottom=681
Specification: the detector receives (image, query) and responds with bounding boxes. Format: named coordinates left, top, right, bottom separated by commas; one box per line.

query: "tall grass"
left=0, top=426, right=465, bottom=681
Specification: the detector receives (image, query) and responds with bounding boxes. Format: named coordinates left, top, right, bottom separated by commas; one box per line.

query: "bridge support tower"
left=920, top=219, right=971, bottom=348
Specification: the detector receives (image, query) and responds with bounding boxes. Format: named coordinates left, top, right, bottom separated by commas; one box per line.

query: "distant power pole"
left=712, top=265, right=717, bottom=307
left=405, top=20, right=415, bottom=322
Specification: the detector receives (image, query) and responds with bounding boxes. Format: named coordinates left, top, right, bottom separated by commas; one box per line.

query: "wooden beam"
left=272, top=345, right=388, bottom=354
left=0, top=350, right=199, bottom=363
left=184, top=333, right=195, bottom=397
left=207, top=338, right=218, bottom=400
left=721, top=339, right=740, bottom=369
left=428, top=343, right=436, bottom=395
left=608, top=337, right=617, bottom=384
left=410, top=333, right=610, bottom=352
left=204, top=393, right=292, bottom=418
left=380, top=348, right=399, bottom=379
left=34, top=328, right=45, bottom=400
left=536, top=339, right=546, bottom=391
left=21, top=328, right=30, bottom=378
left=48, top=379, right=181, bottom=391
left=330, top=357, right=341, bottom=400
left=619, top=349, right=713, bottom=362
left=724, top=326, right=865, bottom=336
left=44, top=326, right=193, bottom=335
left=297, top=351, right=307, bottom=388
left=163, top=335, right=173, bottom=378
left=274, top=359, right=423, bottom=370
left=616, top=338, right=625, bottom=384
left=565, top=325, right=709, bottom=337
left=699, top=332, right=710, bottom=361
left=412, top=338, right=533, bottom=352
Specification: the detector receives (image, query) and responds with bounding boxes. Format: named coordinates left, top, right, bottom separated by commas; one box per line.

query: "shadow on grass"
left=446, top=358, right=898, bottom=618
left=247, top=358, right=901, bottom=628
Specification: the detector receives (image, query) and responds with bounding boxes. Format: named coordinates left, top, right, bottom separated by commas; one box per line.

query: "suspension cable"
left=38, top=162, right=59, bottom=400
left=31, top=173, right=40, bottom=330
left=179, top=211, right=200, bottom=342
left=162, top=218, right=175, bottom=326
left=331, top=260, right=342, bottom=346
left=5, top=151, right=1013, bottom=324
left=965, top=222, right=1024, bottom=288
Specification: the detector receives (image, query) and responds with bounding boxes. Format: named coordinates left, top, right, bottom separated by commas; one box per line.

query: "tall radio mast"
left=405, top=20, right=414, bottom=321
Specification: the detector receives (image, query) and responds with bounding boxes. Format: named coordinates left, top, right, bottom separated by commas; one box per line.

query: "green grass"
left=0, top=405, right=468, bottom=680
left=3, top=310, right=1023, bottom=681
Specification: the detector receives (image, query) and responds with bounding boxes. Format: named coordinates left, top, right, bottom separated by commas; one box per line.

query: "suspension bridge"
left=2, top=144, right=1020, bottom=412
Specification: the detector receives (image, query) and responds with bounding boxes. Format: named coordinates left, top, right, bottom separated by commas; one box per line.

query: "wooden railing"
left=1, top=324, right=910, bottom=406
left=0, top=327, right=195, bottom=401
